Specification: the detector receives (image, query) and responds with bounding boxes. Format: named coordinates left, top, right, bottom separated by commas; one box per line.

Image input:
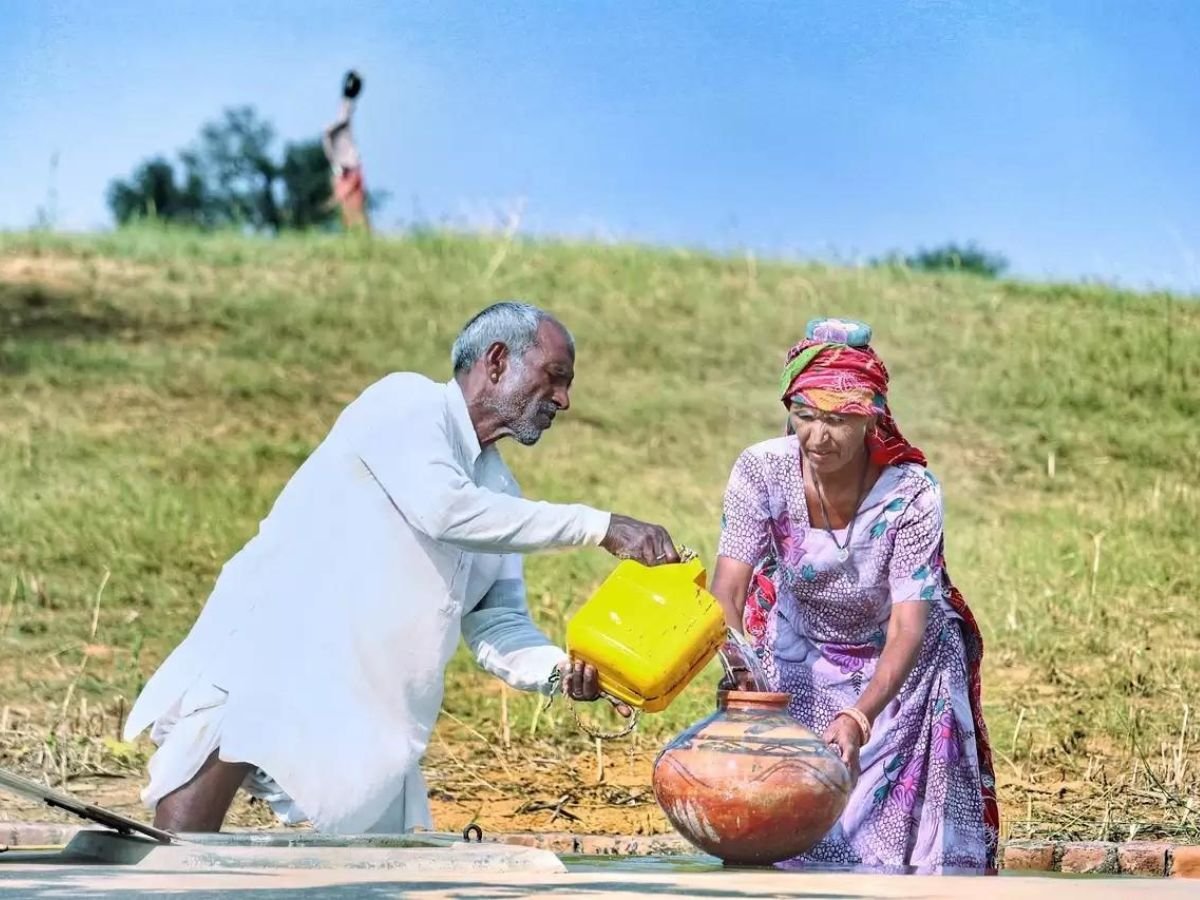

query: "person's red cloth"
left=332, top=167, right=367, bottom=229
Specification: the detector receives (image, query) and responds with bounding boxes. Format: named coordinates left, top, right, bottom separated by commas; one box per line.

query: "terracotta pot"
left=652, top=690, right=852, bottom=866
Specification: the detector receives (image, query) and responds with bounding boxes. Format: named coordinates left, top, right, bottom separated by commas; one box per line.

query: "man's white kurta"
left=124, top=374, right=610, bottom=833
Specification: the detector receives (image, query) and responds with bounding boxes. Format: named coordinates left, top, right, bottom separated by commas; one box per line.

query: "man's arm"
left=322, top=99, right=355, bottom=165
left=461, top=555, right=565, bottom=693
left=344, top=379, right=611, bottom=554
left=359, top=452, right=611, bottom=553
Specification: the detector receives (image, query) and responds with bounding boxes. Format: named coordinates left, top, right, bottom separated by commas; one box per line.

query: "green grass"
left=1, top=225, right=1198, bottom=840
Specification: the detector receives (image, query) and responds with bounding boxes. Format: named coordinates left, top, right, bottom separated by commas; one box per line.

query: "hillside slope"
left=1, top=228, right=1197, bottom=840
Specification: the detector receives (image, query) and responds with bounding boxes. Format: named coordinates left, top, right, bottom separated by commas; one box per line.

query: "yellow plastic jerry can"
left=566, top=555, right=726, bottom=713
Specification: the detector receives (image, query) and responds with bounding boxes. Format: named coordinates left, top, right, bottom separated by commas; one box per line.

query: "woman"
left=711, top=317, right=998, bottom=871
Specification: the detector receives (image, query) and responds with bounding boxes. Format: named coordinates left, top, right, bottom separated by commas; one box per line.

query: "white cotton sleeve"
left=461, top=554, right=566, bottom=693
left=342, top=377, right=611, bottom=553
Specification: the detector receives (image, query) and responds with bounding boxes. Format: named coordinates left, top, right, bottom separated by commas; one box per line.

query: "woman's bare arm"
left=709, top=556, right=754, bottom=634
left=854, top=600, right=928, bottom=722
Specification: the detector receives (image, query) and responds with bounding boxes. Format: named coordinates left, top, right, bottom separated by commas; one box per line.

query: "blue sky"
left=2, top=0, right=1197, bottom=292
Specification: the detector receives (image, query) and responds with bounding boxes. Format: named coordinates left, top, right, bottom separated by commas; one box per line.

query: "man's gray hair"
left=451, top=301, right=572, bottom=373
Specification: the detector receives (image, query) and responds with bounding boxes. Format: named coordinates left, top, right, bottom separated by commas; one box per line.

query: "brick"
left=537, top=833, right=683, bottom=856
left=595, top=834, right=691, bottom=856
left=1060, top=842, right=1117, bottom=874
left=488, top=832, right=567, bottom=852
left=574, top=835, right=631, bottom=855
left=1118, top=842, right=1171, bottom=877
left=1002, top=841, right=1057, bottom=871
left=645, top=834, right=693, bottom=855
left=533, top=835, right=577, bottom=854
left=495, top=834, right=542, bottom=849
left=489, top=831, right=692, bottom=857
left=1171, top=845, right=1200, bottom=879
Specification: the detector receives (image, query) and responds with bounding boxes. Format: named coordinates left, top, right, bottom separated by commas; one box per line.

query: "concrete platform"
left=3, top=826, right=1198, bottom=897
left=1, top=863, right=1197, bottom=898
left=1, top=829, right=565, bottom=874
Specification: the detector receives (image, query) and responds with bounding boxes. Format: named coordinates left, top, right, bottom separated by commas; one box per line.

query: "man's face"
left=491, top=321, right=575, bottom=446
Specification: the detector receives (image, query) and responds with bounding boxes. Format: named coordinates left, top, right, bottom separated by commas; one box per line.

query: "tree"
left=878, top=242, right=1008, bottom=278
left=279, top=140, right=338, bottom=229
left=187, top=106, right=281, bottom=230
left=108, top=107, right=343, bottom=232
left=106, top=157, right=212, bottom=227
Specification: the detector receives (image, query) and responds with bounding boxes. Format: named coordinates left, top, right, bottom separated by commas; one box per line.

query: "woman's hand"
left=823, top=714, right=863, bottom=781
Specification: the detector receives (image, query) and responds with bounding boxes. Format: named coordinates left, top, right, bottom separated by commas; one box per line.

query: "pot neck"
left=717, top=690, right=791, bottom=712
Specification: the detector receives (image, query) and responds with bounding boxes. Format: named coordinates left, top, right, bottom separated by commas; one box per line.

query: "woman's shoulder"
left=884, top=463, right=944, bottom=516
left=889, top=461, right=941, bottom=490
left=736, top=434, right=798, bottom=464
left=725, top=436, right=797, bottom=489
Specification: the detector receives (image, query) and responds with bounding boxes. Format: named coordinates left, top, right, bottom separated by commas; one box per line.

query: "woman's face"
left=789, top=402, right=873, bottom=475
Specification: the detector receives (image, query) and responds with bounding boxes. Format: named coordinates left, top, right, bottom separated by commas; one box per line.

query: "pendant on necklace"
left=836, top=547, right=850, bottom=563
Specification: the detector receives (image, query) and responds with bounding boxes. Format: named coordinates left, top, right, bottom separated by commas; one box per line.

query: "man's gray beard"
left=487, top=393, right=550, bottom=446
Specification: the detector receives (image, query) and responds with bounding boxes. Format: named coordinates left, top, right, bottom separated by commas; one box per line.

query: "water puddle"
left=561, top=853, right=724, bottom=874
left=562, top=854, right=1020, bottom=877
left=563, top=854, right=1131, bottom=878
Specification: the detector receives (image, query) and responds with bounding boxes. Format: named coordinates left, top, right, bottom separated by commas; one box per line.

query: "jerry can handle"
left=570, top=697, right=640, bottom=741
left=615, top=545, right=698, bottom=564
left=544, top=670, right=641, bottom=741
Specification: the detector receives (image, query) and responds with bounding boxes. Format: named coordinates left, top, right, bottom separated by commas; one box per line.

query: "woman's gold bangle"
left=835, top=707, right=872, bottom=745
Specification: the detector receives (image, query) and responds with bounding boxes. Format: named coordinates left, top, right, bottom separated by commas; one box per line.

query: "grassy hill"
left=1, top=227, right=1197, bottom=841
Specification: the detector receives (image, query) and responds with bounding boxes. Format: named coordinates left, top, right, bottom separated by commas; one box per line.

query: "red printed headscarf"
left=780, top=318, right=926, bottom=467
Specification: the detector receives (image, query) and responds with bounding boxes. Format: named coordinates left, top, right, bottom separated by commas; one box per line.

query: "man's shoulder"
left=332, top=373, right=449, bottom=438
left=352, top=372, right=445, bottom=410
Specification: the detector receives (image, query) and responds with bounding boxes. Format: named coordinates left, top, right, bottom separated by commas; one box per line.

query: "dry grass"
left=1, top=226, right=1198, bottom=840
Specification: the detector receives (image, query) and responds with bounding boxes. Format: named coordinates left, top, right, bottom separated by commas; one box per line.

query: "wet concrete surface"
left=2, top=849, right=1200, bottom=897
left=2, top=860, right=1198, bottom=898
left=3, top=828, right=1197, bottom=897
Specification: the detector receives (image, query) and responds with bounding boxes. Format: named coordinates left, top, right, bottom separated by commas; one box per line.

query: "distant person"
left=711, top=317, right=998, bottom=870
left=322, top=70, right=369, bottom=231
left=124, top=301, right=680, bottom=834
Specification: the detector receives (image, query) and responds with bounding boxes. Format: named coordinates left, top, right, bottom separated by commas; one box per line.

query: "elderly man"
left=124, top=302, right=678, bottom=834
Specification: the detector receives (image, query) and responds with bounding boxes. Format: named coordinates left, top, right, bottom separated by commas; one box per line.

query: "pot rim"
left=717, top=689, right=791, bottom=709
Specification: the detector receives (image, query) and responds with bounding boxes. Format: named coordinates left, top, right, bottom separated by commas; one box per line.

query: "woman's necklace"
left=809, top=454, right=871, bottom=564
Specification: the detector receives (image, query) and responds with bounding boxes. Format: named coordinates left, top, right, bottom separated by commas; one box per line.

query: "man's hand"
left=601, top=515, right=680, bottom=566
left=557, top=658, right=632, bottom=717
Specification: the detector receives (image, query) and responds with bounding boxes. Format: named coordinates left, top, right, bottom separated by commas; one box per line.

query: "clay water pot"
left=652, top=690, right=852, bottom=866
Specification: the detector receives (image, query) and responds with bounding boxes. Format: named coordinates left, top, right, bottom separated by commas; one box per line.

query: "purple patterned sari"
left=719, top=436, right=997, bottom=870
